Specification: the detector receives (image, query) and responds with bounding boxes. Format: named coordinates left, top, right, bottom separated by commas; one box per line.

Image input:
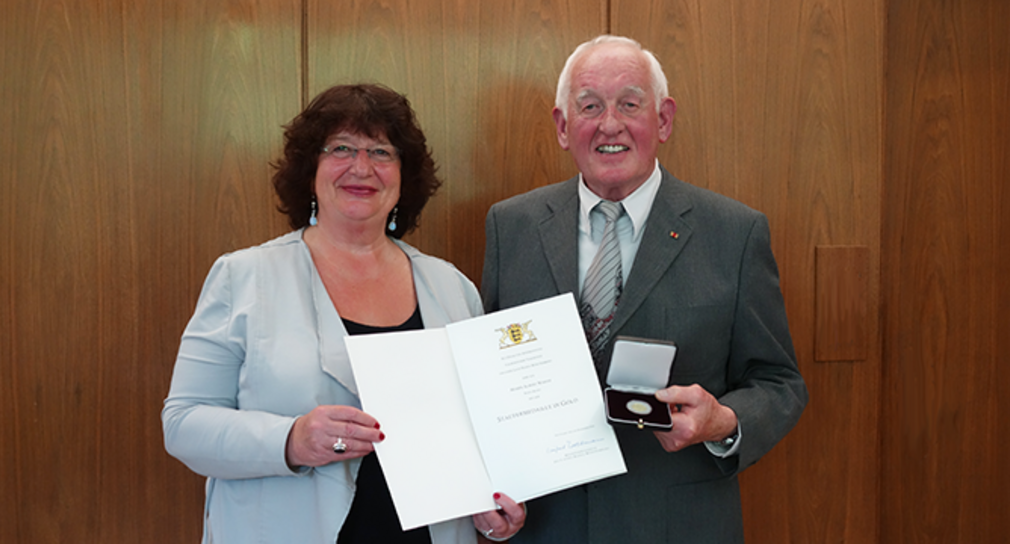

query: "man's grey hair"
left=555, top=35, right=669, bottom=119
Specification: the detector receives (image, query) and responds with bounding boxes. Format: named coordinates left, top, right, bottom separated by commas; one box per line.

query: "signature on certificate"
left=546, top=437, right=607, bottom=455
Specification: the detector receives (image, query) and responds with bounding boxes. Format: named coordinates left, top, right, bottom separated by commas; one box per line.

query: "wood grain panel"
left=0, top=2, right=23, bottom=539
left=613, top=1, right=882, bottom=542
left=815, top=245, right=869, bottom=362
left=0, top=0, right=298, bottom=541
left=306, top=0, right=605, bottom=283
left=882, top=0, right=1010, bottom=541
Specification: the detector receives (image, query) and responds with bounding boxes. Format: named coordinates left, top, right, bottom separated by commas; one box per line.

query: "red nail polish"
left=379, top=432, right=386, bottom=441
left=374, top=422, right=381, bottom=429
left=493, top=492, right=501, bottom=500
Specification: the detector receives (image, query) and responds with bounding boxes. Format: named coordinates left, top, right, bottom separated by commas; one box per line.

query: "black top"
left=337, top=306, right=431, bottom=544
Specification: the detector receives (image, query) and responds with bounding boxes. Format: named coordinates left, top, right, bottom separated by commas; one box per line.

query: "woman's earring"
left=387, top=206, right=398, bottom=232
left=309, top=197, right=318, bottom=226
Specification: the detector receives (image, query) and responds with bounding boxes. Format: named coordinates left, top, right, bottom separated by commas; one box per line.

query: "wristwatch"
left=717, top=430, right=739, bottom=448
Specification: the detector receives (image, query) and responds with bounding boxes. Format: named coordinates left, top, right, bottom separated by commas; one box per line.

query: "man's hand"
left=652, top=384, right=738, bottom=452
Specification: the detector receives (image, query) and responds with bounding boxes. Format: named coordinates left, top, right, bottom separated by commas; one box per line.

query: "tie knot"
left=594, top=200, right=623, bottom=223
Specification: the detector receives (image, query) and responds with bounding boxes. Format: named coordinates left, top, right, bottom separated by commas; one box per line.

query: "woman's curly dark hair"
left=272, top=84, right=441, bottom=238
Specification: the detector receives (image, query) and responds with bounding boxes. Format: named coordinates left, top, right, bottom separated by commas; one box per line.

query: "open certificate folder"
left=344, top=293, right=626, bottom=530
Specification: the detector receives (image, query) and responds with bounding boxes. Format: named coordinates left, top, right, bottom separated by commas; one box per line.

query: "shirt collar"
left=578, top=160, right=662, bottom=238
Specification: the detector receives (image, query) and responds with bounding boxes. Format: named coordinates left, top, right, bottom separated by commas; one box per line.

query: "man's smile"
left=596, top=144, right=629, bottom=154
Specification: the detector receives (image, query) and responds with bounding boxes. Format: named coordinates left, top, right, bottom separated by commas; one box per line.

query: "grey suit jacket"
left=482, top=167, right=807, bottom=543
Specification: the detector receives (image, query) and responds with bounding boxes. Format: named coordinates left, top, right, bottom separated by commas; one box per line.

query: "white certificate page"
left=447, top=293, right=626, bottom=502
left=345, top=293, right=626, bottom=530
left=345, top=328, right=495, bottom=530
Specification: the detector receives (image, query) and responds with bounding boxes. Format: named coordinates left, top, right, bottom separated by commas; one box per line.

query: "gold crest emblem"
left=496, top=320, right=536, bottom=349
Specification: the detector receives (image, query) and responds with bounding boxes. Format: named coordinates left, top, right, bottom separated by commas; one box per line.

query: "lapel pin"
left=670, top=231, right=679, bottom=239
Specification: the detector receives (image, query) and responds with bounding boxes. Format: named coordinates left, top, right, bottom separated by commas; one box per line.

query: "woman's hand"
left=472, top=492, right=525, bottom=542
left=285, top=405, right=384, bottom=468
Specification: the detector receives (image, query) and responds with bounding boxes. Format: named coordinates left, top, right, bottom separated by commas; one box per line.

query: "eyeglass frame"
left=320, top=142, right=400, bottom=163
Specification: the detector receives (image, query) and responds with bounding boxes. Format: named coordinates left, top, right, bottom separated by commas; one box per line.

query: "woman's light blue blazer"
left=163, top=230, right=483, bottom=544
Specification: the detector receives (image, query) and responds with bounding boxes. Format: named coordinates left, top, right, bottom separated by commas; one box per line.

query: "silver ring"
left=332, top=437, right=347, bottom=454
left=482, top=528, right=494, bottom=537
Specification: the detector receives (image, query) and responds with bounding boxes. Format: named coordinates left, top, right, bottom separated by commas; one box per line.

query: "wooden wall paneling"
left=465, top=2, right=606, bottom=251
left=613, top=1, right=883, bottom=542
left=464, top=1, right=607, bottom=282
left=882, top=0, right=1010, bottom=542
left=306, top=0, right=605, bottom=283
left=997, top=29, right=1010, bottom=541
left=1, top=0, right=300, bottom=541
left=2, top=3, right=137, bottom=540
left=815, top=245, right=869, bottom=362
left=118, top=2, right=300, bottom=541
left=1, top=2, right=25, bottom=540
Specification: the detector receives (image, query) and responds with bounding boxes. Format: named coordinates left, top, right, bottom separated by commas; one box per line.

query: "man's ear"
left=657, top=97, right=676, bottom=143
left=552, top=107, right=570, bottom=150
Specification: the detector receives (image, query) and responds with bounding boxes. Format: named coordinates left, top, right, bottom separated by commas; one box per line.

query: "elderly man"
left=481, top=35, right=807, bottom=543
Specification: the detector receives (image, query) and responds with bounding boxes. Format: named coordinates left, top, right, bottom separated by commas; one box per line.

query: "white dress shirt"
left=576, top=161, right=663, bottom=293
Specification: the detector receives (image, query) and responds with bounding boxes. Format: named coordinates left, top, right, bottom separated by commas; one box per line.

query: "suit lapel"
left=537, top=178, right=581, bottom=298
left=611, top=168, right=694, bottom=335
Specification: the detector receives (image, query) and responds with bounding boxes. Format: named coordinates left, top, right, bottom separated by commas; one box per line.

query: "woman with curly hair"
left=163, top=84, right=524, bottom=544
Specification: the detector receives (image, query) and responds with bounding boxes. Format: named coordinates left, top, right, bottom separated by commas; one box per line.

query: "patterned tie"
left=580, top=200, right=624, bottom=366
